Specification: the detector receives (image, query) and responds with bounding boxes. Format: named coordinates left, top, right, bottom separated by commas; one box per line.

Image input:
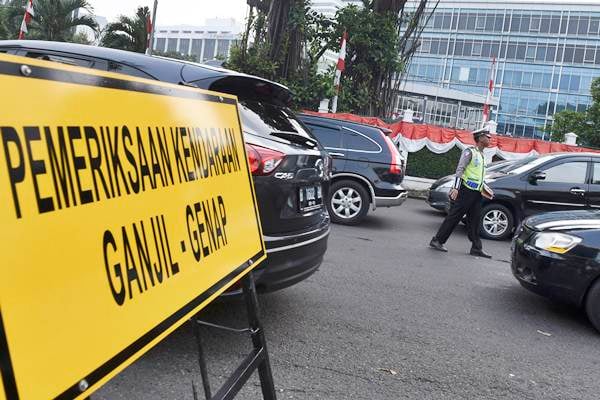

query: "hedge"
left=405, top=147, right=463, bottom=179
left=405, top=147, right=504, bottom=179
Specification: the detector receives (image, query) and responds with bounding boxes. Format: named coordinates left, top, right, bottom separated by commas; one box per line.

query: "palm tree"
left=4, top=0, right=98, bottom=41
left=100, top=7, right=150, bottom=54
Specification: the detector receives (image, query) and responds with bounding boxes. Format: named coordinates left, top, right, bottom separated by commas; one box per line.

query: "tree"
left=0, top=6, right=8, bottom=39
left=26, top=0, right=98, bottom=41
left=545, top=110, right=588, bottom=143
left=100, top=6, right=150, bottom=53
left=545, top=76, right=600, bottom=148
left=330, top=0, right=438, bottom=116
left=227, top=0, right=335, bottom=110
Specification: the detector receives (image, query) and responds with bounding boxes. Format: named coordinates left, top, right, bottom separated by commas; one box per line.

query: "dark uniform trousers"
left=434, top=185, right=483, bottom=250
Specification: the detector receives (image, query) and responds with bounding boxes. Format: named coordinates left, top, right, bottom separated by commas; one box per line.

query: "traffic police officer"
left=429, top=128, right=494, bottom=258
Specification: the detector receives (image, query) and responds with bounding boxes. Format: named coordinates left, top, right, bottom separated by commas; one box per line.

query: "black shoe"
left=429, top=237, right=448, bottom=252
left=470, top=248, right=492, bottom=259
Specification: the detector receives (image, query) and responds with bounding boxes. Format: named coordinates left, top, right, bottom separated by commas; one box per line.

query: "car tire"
left=328, top=180, right=369, bottom=225
left=585, top=279, right=600, bottom=333
left=479, top=203, right=514, bottom=241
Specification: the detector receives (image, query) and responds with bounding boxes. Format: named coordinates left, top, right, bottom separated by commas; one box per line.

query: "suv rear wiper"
left=271, top=131, right=318, bottom=149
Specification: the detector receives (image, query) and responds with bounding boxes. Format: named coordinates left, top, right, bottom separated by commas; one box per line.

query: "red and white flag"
left=146, top=13, right=153, bottom=52
left=331, top=30, right=348, bottom=113
left=482, top=57, right=496, bottom=123
left=18, top=0, right=35, bottom=40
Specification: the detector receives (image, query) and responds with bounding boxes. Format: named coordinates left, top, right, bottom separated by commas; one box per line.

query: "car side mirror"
left=529, top=170, right=546, bottom=183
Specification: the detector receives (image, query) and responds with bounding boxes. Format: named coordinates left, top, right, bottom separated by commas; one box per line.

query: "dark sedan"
left=512, top=210, right=600, bottom=332
left=427, top=158, right=521, bottom=212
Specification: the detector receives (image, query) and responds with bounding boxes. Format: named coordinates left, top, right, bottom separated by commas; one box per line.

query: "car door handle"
left=570, top=188, right=586, bottom=196
left=328, top=152, right=345, bottom=157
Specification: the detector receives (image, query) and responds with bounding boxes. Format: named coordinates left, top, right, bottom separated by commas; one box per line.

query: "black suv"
left=0, top=40, right=331, bottom=293
left=298, top=114, right=407, bottom=225
left=476, top=152, right=600, bottom=240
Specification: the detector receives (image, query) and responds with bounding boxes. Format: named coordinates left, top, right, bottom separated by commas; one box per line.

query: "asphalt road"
left=96, top=199, right=600, bottom=400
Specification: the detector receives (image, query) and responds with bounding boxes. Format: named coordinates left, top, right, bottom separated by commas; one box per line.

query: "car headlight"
left=533, top=232, right=582, bottom=254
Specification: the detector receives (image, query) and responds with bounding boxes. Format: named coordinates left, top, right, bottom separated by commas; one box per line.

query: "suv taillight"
left=245, top=143, right=284, bottom=175
left=382, top=134, right=402, bottom=175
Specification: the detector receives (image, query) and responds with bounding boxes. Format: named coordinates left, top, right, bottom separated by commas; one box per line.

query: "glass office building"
left=401, top=0, right=600, bottom=139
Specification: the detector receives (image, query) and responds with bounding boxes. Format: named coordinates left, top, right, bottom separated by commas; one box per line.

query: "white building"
left=152, top=18, right=242, bottom=62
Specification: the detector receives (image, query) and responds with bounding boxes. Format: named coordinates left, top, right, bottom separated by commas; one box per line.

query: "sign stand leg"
left=194, top=271, right=277, bottom=400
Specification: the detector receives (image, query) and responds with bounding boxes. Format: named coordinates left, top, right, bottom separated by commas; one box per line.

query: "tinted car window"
left=593, top=163, right=600, bottom=184
left=238, top=100, right=314, bottom=140
left=342, top=127, right=380, bottom=152
left=108, top=61, right=154, bottom=79
left=307, top=124, right=342, bottom=148
left=542, top=161, right=588, bottom=184
left=22, top=51, right=94, bottom=68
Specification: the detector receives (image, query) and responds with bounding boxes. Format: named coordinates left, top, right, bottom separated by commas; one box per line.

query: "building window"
left=485, top=14, right=495, bottom=31
left=154, top=37, right=166, bottom=52
left=191, top=39, right=202, bottom=61
left=494, top=14, right=504, bottom=31
left=217, top=40, right=230, bottom=58
left=574, top=46, right=585, bottom=63
left=203, top=39, right=216, bottom=60
left=506, top=43, right=516, bottom=59
left=520, top=15, right=530, bottom=32
left=463, top=40, right=473, bottom=56
left=516, top=44, right=526, bottom=60
left=563, top=46, right=574, bottom=63
left=458, top=13, right=468, bottom=30
left=503, top=14, right=511, bottom=31
left=590, top=17, right=600, bottom=35
left=443, top=13, right=452, bottom=29
left=550, top=16, right=561, bottom=33
left=570, top=75, right=580, bottom=91
left=536, top=45, right=546, bottom=61
left=179, top=38, right=190, bottom=54
left=439, top=39, right=448, bottom=55
left=579, top=17, right=590, bottom=35
left=472, top=41, right=482, bottom=56
left=467, top=14, right=476, bottom=30
left=540, top=17, right=550, bottom=33
left=568, top=16, right=578, bottom=35
left=511, top=15, right=521, bottom=32
left=545, top=45, right=556, bottom=62
left=183, top=30, right=192, bottom=34
left=530, top=16, right=541, bottom=31
left=167, top=38, right=178, bottom=52
left=525, top=44, right=536, bottom=60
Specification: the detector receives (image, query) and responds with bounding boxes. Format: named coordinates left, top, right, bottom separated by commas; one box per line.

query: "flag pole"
left=331, top=30, right=347, bottom=113
left=18, top=0, right=34, bottom=40
left=482, top=56, right=496, bottom=128
left=146, top=0, right=159, bottom=55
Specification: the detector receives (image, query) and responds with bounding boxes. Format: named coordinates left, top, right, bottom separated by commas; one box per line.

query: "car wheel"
left=480, top=203, right=514, bottom=240
left=585, top=279, right=600, bottom=333
left=328, top=180, right=369, bottom=225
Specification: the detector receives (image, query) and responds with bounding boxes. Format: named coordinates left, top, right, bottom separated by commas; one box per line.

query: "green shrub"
left=405, top=147, right=462, bottom=179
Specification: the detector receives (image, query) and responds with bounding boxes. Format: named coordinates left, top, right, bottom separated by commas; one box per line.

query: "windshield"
left=494, top=156, right=539, bottom=173
left=508, top=155, right=555, bottom=175
left=238, top=100, right=316, bottom=141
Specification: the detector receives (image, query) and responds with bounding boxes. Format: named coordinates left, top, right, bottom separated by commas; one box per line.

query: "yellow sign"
left=0, top=54, right=265, bottom=400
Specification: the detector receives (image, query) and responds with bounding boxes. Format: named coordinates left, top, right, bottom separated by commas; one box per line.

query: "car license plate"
left=299, top=185, right=322, bottom=211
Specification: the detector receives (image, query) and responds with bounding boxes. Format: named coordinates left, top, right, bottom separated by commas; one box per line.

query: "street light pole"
left=146, top=0, right=158, bottom=55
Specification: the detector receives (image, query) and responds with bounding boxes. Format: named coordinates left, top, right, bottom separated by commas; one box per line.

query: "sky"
left=89, top=0, right=248, bottom=25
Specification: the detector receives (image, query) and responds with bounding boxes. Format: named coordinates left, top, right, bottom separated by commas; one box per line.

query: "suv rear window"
left=342, top=127, right=381, bottom=153
left=239, top=100, right=315, bottom=140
